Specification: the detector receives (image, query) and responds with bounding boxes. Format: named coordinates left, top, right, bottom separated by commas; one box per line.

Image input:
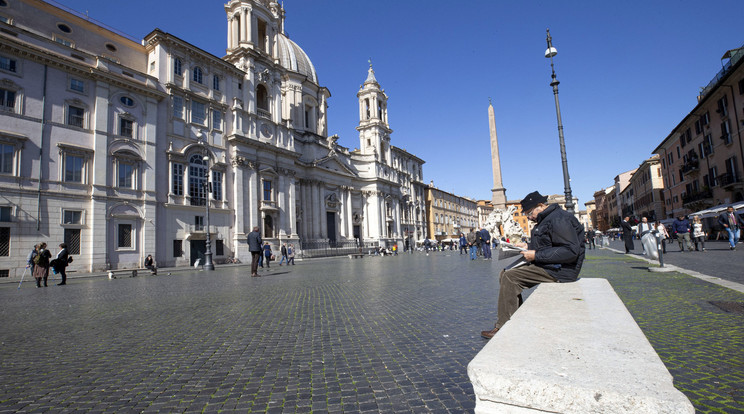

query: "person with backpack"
left=32, top=242, right=52, bottom=288
left=287, top=243, right=295, bottom=265
left=52, top=243, right=70, bottom=285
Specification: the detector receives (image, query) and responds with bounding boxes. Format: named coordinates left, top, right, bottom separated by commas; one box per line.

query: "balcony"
left=682, top=189, right=713, bottom=205
left=257, top=108, right=271, bottom=119
left=680, top=159, right=699, bottom=175
left=717, top=173, right=742, bottom=188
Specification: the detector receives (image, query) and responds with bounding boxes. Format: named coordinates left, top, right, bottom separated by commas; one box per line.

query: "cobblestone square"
left=1, top=249, right=743, bottom=413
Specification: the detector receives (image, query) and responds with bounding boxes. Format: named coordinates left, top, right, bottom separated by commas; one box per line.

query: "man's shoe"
left=57, top=282, right=66, bottom=285
left=251, top=273, right=260, bottom=277
left=481, top=327, right=500, bottom=339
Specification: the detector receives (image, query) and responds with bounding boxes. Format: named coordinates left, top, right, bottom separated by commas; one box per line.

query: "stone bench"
left=108, top=268, right=151, bottom=279
left=467, top=278, right=694, bottom=413
left=348, top=253, right=365, bottom=259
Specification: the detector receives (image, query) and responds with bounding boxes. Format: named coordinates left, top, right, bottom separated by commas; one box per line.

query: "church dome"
left=277, top=34, right=318, bottom=84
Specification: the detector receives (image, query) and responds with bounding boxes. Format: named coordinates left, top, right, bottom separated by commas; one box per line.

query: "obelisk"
left=488, top=99, right=507, bottom=210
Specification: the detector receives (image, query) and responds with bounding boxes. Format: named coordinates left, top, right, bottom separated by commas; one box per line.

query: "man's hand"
left=520, top=250, right=536, bottom=262
left=514, top=242, right=528, bottom=249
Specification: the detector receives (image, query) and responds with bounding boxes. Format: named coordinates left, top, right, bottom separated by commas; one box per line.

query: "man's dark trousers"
left=250, top=252, right=261, bottom=275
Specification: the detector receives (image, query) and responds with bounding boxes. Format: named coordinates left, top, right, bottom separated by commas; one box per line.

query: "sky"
left=53, top=0, right=744, bottom=207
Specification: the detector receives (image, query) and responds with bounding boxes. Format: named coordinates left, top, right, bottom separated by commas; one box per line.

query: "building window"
left=173, top=96, right=183, bottom=119
left=0, top=226, right=8, bottom=256
left=191, top=100, right=206, bottom=125
left=117, top=224, right=132, bottom=248
left=256, top=84, right=269, bottom=116
left=0, top=55, right=16, bottom=73
left=67, top=105, right=85, bottom=128
left=172, top=163, right=184, bottom=196
left=193, top=66, right=203, bottom=84
left=63, top=209, right=82, bottom=225
left=69, top=78, right=85, bottom=93
left=173, top=58, right=182, bottom=77
left=120, top=118, right=134, bottom=138
left=717, top=95, right=728, bottom=118
left=257, top=19, right=268, bottom=53
left=212, top=170, right=222, bottom=201
left=215, top=239, right=224, bottom=256
left=721, top=120, right=732, bottom=144
left=120, top=96, right=134, bottom=107
left=0, top=206, right=10, bottom=222
left=173, top=239, right=182, bottom=257
left=54, top=35, right=73, bottom=47
left=0, top=88, right=15, bottom=112
left=699, top=134, right=713, bottom=157
left=263, top=180, right=272, bottom=201
left=64, top=228, right=81, bottom=255
left=213, top=75, right=220, bottom=91
left=63, top=154, right=84, bottom=183
left=117, top=161, right=135, bottom=188
left=0, top=143, right=13, bottom=174
left=194, top=215, right=204, bottom=231
left=212, top=109, right=221, bottom=130
left=188, top=154, right=207, bottom=206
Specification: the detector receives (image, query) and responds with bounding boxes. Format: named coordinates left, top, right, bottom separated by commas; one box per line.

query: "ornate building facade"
left=0, top=0, right=426, bottom=276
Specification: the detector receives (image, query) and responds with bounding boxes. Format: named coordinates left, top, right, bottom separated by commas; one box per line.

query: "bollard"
left=655, top=230, right=664, bottom=268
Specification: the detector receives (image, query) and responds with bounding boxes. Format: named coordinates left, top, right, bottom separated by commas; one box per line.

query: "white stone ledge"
left=467, top=278, right=694, bottom=413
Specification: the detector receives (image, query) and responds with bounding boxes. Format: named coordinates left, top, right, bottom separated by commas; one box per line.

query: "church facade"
left=0, top=0, right=426, bottom=275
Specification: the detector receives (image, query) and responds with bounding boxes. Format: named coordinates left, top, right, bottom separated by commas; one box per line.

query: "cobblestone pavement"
left=604, top=238, right=744, bottom=285
left=1, top=250, right=743, bottom=413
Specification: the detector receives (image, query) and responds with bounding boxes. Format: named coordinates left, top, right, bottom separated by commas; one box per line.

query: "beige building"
left=584, top=200, right=596, bottom=230
left=592, top=188, right=611, bottom=231
left=654, top=45, right=744, bottom=217
left=425, top=185, right=477, bottom=241
left=505, top=200, right=531, bottom=237
left=476, top=200, right=493, bottom=229
left=629, top=155, right=665, bottom=221
left=614, top=170, right=636, bottom=220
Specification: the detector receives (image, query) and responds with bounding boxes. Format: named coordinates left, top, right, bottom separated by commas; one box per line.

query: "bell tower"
left=224, top=0, right=284, bottom=61
left=356, top=62, right=392, bottom=165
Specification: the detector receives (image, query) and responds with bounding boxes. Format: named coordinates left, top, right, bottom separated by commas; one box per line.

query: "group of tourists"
left=246, top=226, right=296, bottom=277
left=26, top=242, right=71, bottom=287
left=459, top=227, right=494, bottom=260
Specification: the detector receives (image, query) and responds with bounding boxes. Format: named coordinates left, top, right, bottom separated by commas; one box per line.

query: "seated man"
left=481, top=191, right=585, bottom=339
left=144, top=254, right=157, bottom=275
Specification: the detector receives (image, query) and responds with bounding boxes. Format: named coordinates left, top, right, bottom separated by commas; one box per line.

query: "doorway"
left=190, top=240, right=206, bottom=266
left=327, top=212, right=336, bottom=246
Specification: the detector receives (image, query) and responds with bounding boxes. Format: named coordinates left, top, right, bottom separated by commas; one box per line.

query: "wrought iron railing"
left=299, top=240, right=378, bottom=258
left=717, top=172, right=741, bottom=187
left=682, top=189, right=713, bottom=204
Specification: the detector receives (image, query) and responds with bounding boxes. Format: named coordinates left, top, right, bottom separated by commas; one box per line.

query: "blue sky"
left=55, top=0, right=744, bottom=207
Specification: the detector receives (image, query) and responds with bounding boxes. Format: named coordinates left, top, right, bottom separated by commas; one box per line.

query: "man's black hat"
left=521, top=191, right=548, bottom=213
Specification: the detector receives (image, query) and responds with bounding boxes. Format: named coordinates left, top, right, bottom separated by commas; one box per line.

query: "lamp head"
left=545, top=47, right=557, bottom=58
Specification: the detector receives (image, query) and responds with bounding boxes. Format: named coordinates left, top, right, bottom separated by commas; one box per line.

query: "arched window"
left=256, top=84, right=269, bottom=116
left=193, top=67, right=203, bottom=84
left=188, top=154, right=207, bottom=206
left=365, top=99, right=370, bottom=119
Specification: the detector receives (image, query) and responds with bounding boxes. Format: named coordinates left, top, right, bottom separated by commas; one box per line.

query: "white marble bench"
left=467, top=278, right=694, bottom=413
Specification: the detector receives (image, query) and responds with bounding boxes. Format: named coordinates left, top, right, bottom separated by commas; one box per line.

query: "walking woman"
left=262, top=242, right=273, bottom=269
left=692, top=216, right=706, bottom=251
left=32, top=242, right=52, bottom=288
left=655, top=221, right=669, bottom=254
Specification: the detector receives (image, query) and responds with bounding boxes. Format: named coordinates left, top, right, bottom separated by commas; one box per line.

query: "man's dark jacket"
left=247, top=231, right=262, bottom=252
left=480, top=229, right=491, bottom=244
left=672, top=218, right=690, bottom=234
left=529, top=204, right=585, bottom=282
left=717, top=211, right=744, bottom=229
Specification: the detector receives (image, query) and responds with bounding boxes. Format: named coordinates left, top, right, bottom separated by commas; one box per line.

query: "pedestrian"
left=466, top=228, right=477, bottom=260
left=279, top=242, right=288, bottom=265
left=263, top=242, right=273, bottom=268
left=247, top=226, right=262, bottom=277
left=480, top=191, right=585, bottom=339
left=287, top=243, right=296, bottom=265
left=53, top=243, right=70, bottom=285
left=585, top=228, right=595, bottom=250
left=621, top=216, right=634, bottom=253
left=26, top=244, right=38, bottom=273
left=144, top=254, right=157, bottom=275
left=672, top=215, right=693, bottom=252
left=32, top=242, right=52, bottom=288
left=638, top=217, right=654, bottom=255
left=655, top=221, right=669, bottom=253
left=717, top=206, right=744, bottom=250
left=691, top=216, right=706, bottom=251
left=459, top=233, right=467, bottom=254
left=480, top=227, right=492, bottom=260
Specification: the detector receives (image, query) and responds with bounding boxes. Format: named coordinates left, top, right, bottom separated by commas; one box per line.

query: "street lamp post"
left=545, top=29, right=575, bottom=213
left=201, top=144, right=215, bottom=271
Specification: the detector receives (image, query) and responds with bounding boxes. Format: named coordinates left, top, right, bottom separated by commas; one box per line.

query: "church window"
left=0, top=88, right=15, bottom=111
left=256, top=84, right=270, bottom=117
left=378, top=104, right=382, bottom=119
left=172, top=96, right=183, bottom=119
left=365, top=99, right=370, bottom=119
left=188, top=154, right=207, bottom=206
left=172, top=163, right=184, bottom=195
left=213, top=74, right=220, bottom=91
left=191, top=100, right=206, bottom=125
left=212, top=171, right=223, bottom=201
left=263, top=180, right=272, bottom=201
left=193, top=67, right=203, bottom=84
left=173, top=58, right=182, bottom=77
left=257, top=19, right=268, bottom=53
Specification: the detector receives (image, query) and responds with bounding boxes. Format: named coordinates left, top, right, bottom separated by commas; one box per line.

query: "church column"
left=320, top=187, right=328, bottom=239
left=346, top=189, right=353, bottom=238
left=393, top=198, right=400, bottom=239
left=248, top=164, right=259, bottom=231
left=311, top=181, right=320, bottom=239
left=227, top=17, right=233, bottom=49
left=362, top=193, right=370, bottom=241
left=232, top=161, right=245, bottom=236
left=278, top=173, right=287, bottom=235
left=289, top=177, right=297, bottom=237
left=339, top=188, right=346, bottom=239
left=240, top=8, right=248, bottom=44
